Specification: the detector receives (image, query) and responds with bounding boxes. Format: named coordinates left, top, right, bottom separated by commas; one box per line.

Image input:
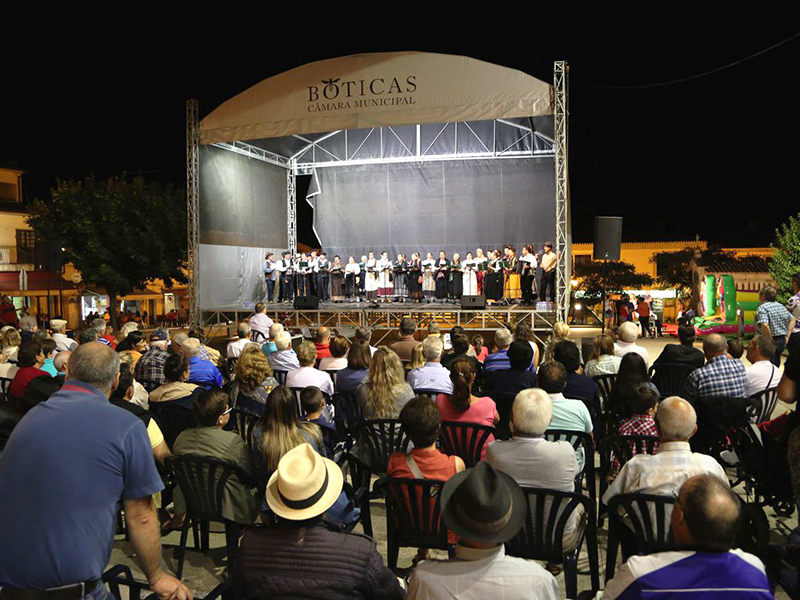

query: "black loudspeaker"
left=461, top=295, right=486, bottom=310
left=593, top=216, right=623, bottom=261
left=34, top=239, right=63, bottom=271
left=294, top=296, right=320, bottom=310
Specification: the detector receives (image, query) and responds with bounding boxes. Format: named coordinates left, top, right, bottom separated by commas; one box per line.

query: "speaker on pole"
left=593, top=216, right=622, bottom=261
left=460, top=295, right=486, bottom=310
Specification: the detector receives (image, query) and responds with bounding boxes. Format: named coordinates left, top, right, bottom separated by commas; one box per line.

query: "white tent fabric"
left=200, top=52, right=553, bottom=144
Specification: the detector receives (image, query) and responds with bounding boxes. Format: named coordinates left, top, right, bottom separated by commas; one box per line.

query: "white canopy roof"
left=200, top=51, right=553, bottom=145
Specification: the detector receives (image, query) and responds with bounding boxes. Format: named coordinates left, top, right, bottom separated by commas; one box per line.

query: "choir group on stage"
left=262, top=243, right=558, bottom=306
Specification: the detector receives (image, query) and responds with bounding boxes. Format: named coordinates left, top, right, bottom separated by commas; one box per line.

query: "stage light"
left=574, top=303, right=582, bottom=310
left=570, top=279, right=579, bottom=287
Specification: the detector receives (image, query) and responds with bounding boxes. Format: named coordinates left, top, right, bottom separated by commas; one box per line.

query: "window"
left=16, top=230, right=36, bottom=264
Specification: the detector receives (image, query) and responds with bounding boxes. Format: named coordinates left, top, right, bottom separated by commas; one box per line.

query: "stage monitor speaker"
left=461, top=295, right=486, bottom=310
left=293, top=296, right=320, bottom=310
left=593, top=216, right=622, bottom=261
left=34, top=239, right=63, bottom=271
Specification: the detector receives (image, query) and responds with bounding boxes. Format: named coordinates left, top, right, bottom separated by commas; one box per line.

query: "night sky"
left=3, top=20, right=798, bottom=248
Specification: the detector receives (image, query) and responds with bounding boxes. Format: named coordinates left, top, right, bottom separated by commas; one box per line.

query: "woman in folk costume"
left=503, top=246, right=521, bottom=302
left=376, top=251, right=394, bottom=301
left=358, top=255, right=368, bottom=300
left=408, top=252, right=423, bottom=303
left=329, top=255, right=345, bottom=302
left=422, top=252, right=436, bottom=301
left=365, top=251, right=379, bottom=301
left=435, top=250, right=450, bottom=302
left=449, top=252, right=463, bottom=300
left=393, top=253, right=408, bottom=302
left=344, top=256, right=361, bottom=300
left=475, top=248, right=488, bottom=294
left=485, top=250, right=504, bottom=303
left=462, top=252, right=478, bottom=296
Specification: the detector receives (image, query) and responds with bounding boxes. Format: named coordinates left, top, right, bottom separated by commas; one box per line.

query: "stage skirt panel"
left=485, top=272, right=504, bottom=300
left=463, top=271, right=478, bottom=296
left=422, top=272, right=436, bottom=297
left=504, top=273, right=521, bottom=300
left=449, top=272, right=463, bottom=298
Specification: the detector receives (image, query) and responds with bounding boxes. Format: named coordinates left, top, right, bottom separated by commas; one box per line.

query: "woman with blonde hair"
left=2, top=328, right=22, bottom=363
left=356, top=347, right=414, bottom=419
left=513, top=321, right=541, bottom=369
left=230, top=344, right=278, bottom=415
left=584, top=334, right=622, bottom=377
left=408, top=343, right=426, bottom=370
left=544, top=321, right=577, bottom=363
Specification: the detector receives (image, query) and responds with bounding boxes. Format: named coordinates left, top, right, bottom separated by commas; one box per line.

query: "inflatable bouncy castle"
left=693, top=274, right=759, bottom=335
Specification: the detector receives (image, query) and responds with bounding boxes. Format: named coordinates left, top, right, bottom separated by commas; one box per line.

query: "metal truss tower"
left=186, top=99, right=201, bottom=328
left=287, top=159, right=297, bottom=257
left=553, top=61, right=571, bottom=324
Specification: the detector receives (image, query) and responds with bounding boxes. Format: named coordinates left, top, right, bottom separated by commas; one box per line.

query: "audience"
left=608, top=385, right=660, bottom=479
left=441, top=332, right=481, bottom=373
left=408, top=336, right=454, bottom=394
left=227, top=322, right=252, bottom=359
left=614, top=321, right=650, bottom=366
left=354, top=326, right=378, bottom=355
left=268, top=331, right=301, bottom=373
left=10, top=341, right=48, bottom=401
left=20, top=372, right=64, bottom=415
left=483, top=328, right=514, bottom=372
left=727, top=338, right=744, bottom=360
left=49, top=318, right=77, bottom=352
left=286, top=341, right=334, bottom=397
left=319, top=335, right=349, bottom=371
left=449, top=326, right=478, bottom=358
left=608, top=353, right=659, bottom=417
left=484, top=340, right=538, bottom=395
left=261, top=322, right=284, bottom=356
left=555, top=340, right=601, bottom=424
left=115, top=330, right=147, bottom=367
left=110, top=368, right=170, bottom=465
left=150, top=354, right=200, bottom=403
left=2, top=328, right=21, bottom=363
left=53, top=350, right=70, bottom=381
left=409, top=343, right=426, bottom=370
left=584, top=334, right=622, bottom=377
left=93, top=317, right=117, bottom=348
left=189, top=328, right=223, bottom=368
left=388, top=316, right=419, bottom=361
left=356, top=347, right=414, bottom=419
left=135, top=329, right=170, bottom=392
left=336, top=340, right=371, bottom=393
left=230, top=344, right=278, bottom=415
left=315, top=326, right=332, bottom=360
left=182, top=337, right=223, bottom=389
left=78, top=327, right=99, bottom=345
left=513, top=321, right=541, bottom=369
left=300, top=386, right=336, bottom=458
left=248, top=302, right=274, bottom=341
left=683, top=333, right=747, bottom=401
left=653, top=324, right=705, bottom=369
left=19, top=315, right=38, bottom=344
left=746, top=334, right=782, bottom=398
left=757, top=284, right=795, bottom=367
left=471, top=334, right=488, bottom=363
left=39, top=339, right=58, bottom=377
left=543, top=321, right=573, bottom=363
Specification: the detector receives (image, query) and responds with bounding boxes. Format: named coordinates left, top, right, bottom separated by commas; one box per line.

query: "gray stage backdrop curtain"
left=307, top=158, right=554, bottom=261
left=199, top=244, right=283, bottom=309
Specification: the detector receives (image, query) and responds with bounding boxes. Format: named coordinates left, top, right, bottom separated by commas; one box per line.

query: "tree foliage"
left=574, top=260, right=654, bottom=299
left=27, top=176, right=187, bottom=325
left=770, top=212, right=800, bottom=302
left=649, top=245, right=736, bottom=293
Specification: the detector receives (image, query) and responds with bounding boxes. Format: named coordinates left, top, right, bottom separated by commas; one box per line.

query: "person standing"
left=263, top=252, right=277, bottom=303
left=503, top=246, right=520, bottom=303
left=365, top=252, right=379, bottom=302
left=786, top=272, right=800, bottom=355
left=377, top=251, right=393, bottom=302
left=756, top=285, right=796, bottom=367
left=277, top=251, right=295, bottom=303
left=449, top=253, right=463, bottom=301
left=435, top=251, right=450, bottom=303
left=637, top=296, right=652, bottom=338
left=344, top=256, right=360, bottom=301
left=316, top=251, right=330, bottom=301
left=328, top=255, right=345, bottom=302
left=538, top=242, right=557, bottom=303
left=422, top=252, right=437, bottom=302
left=408, top=252, right=423, bottom=303
left=393, top=253, right=408, bottom=302
left=358, top=254, right=368, bottom=300
left=519, top=245, right=537, bottom=306
left=462, top=252, right=478, bottom=296
left=485, top=250, right=504, bottom=304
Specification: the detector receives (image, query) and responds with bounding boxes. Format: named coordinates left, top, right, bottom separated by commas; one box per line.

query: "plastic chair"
left=272, top=370, right=288, bottom=386
left=605, top=492, right=676, bottom=582
left=149, top=397, right=196, bottom=448
left=103, top=564, right=229, bottom=600
left=385, top=478, right=454, bottom=571
left=250, top=330, right=267, bottom=343
left=592, top=374, right=616, bottom=409
left=506, top=486, right=600, bottom=598
left=649, top=362, right=696, bottom=399
left=749, top=387, right=779, bottom=424
left=165, top=455, right=254, bottom=579
left=438, top=421, right=495, bottom=468
left=353, top=419, right=410, bottom=475
left=598, top=435, right=659, bottom=522
left=412, top=388, right=444, bottom=399
left=0, top=376, right=13, bottom=404
left=231, top=409, right=260, bottom=452
left=487, top=390, right=517, bottom=440
left=545, top=429, right=596, bottom=508
left=324, top=370, right=339, bottom=387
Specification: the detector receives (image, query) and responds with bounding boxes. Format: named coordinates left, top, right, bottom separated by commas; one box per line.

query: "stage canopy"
left=193, top=52, right=567, bottom=311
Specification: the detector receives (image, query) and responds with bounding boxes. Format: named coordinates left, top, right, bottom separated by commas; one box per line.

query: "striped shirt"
left=756, top=300, right=793, bottom=337
left=683, top=355, right=747, bottom=400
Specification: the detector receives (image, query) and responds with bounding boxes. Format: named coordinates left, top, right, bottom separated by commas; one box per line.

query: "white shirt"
left=746, top=360, right=782, bottom=398
left=614, top=340, right=650, bottom=367
left=584, top=354, right=622, bottom=377
left=51, top=332, right=78, bottom=353
left=226, top=337, right=251, bottom=359
left=268, top=349, right=300, bottom=372
left=318, top=356, right=347, bottom=371
left=248, top=312, right=274, bottom=337
left=407, top=544, right=559, bottom=600
left=344, top=262, right=361, bottom=275
left=285, top=366, right=334, bottom=396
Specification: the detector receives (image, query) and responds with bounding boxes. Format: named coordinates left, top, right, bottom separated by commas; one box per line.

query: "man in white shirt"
left=285, top=340, right=334, bottom=396
left=408, top=336, right=453, bottom=394
left=407, top=461, right=559, bottom=600
left=745, top=334, right=782, bottom=398
left=614, top=321, right=650, bottom=366
left=268, top=331, right=301, bottom=373
left=538, top=241, right=557, bottom=303
left=49, top=319, right=77, bottom=352
left=226, top=322, right=253, bottom=359
left=248, top=303, right=273, bottom=341
left=354, top=327, right=378, bottom=356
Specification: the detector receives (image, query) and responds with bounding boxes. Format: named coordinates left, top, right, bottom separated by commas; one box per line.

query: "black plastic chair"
left=149, top=397, right=196, bottom=448
left=438, top=421, right=495, bottom=468
left=250, top=330, right=267, bottom=343
left=749, top=387, right=779, bottom=425
left=346, top=452, right=376, bottom=537
left=0, top=376, right=13, bottom=404
left=413, top=388, right=444, bottom=399
left=506, top=486, right=600, bottom=598
left=353, top=419, right=410, bottom=475
left=385, top=477, right=454, bottom=571
left=324, top=370, right=339, bottom=387
left=605, top=492, right=676, bottom=582
left=104, top=564, right=229, bottom=600
left=649, top=362, right=696, bottom=399
left=165, top=455, right=254, bottom=579
left=273, top=370, right=288, bottom=386
left=592, top=373, right=616, bottom=409
left=487, top=390, right=517, bottom=440
left=598, top=435, right=659, bottom=522
left=231, top=408, right=260, bottom=452
left=545, top=429, right=596, bottom=508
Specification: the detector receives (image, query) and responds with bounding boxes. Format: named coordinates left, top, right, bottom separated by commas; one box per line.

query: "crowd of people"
left=1, top=279, right=799, bottom=599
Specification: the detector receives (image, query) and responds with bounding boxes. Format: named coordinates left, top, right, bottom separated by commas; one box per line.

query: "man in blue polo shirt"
left=181, top=337, right=223, bottom=389
left=599, top=474, right=772, bottom=599
left=0, top=343, right=192, bottom=600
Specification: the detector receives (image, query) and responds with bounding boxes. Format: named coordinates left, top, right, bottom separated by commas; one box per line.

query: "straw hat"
left=266, top=443, right=343, bottom=520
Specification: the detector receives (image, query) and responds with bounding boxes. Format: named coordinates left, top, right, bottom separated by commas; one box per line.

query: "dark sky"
left=2, top=20, right=798, bottom=247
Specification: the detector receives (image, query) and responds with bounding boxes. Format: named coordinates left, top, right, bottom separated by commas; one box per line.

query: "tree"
left=770, top=212, right=800, bottom=302
left=574, top=260, right=654, bottom=300
left=27, top=175, right=187, bottom=330
left=649, top=244, right=736, bottom=299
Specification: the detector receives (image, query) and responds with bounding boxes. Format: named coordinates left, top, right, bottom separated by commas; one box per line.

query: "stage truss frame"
left=186, top=99, right=201, bottom=328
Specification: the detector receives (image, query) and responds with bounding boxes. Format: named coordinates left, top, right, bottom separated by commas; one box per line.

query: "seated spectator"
left=227, top=322, right=252, bottom=359
left=609, top=385, right=660, bottom=479
left=286, top=341, right=334, bottom=397
left=150, top=354, right=200, bottom=403
left=116, top=321, right=140, bottom=346
left=52, top=350, right=70, bottom=383
left=172, top=388, right=260, bottom=526
left=182, top=337, right=223, bottom=389
left=92, top=317, right=117, bottom=348
left=315, top=326, right=332, bottom=360
left=230, top=344, right=278, bottom=415
left=172, top=331, right=211, bottom=363
left=608, top=353, right=659, bottom=417
left=486, top=388, right=583, bottom=551
left=603, top=396, right=728, bottom=505
left=513, top=321, right=540, bottom=369
left=471, top=334, right=488, bottom=363
left=408, top=336, right=454, bottom=394
left=602, top=475, right=772, bottom=599
left=248, top=302, right=274, bottom=341
left=746, top=334, right=782, bottom=398
left=407, top=462, right=559, bottom=600
left=268, top=330, right=301, bottom=373
left=656, top=325, right=705, bottom=371
left=441, top=332, right=481, bottom=373
left=543, top=321, right=573, bottom=363
left=118, top=352, right=152, bottom=410
left=31, top=329, right=51, bottom=345
left=483, top=328, right=514, bottom=372
left=10, top=341, right=48, bottom=401
left=238, top=443, right=403, bottom=600
left=0, top=295, right=19, bottom=328
left=78, top=328, right=99, bottom=345
left=555, top=339, right=601, bottom=423
left=2, top=328, right=21, bottom=363
left=115, top=330, right=147, bottom=367
left=427, top=321, right=443, bottom=342
left=319, top=335, right=349, bottom=371
left=388, top=316, right=419, bottom=361
left=20, top=374, right=64, bottom=415
left=727, top=338, right=744, bottom=360
left=135, top=329, right=170, bottom=392
left=354, top=326, right=377, bottom=356
left=614, top=321, right=650, bottom=366
left=435, top=359, right=497, bottom=460
left=537, top=361, right=593, bottom=471
left=683, top=333, right=747, bottom=401
left=39, top=339, right=58, bottom=377
left=449, top=326, right=478, bottom=358
left=19, top=315, right=38, bottom=344
left=409, top=343, right=426, bottom=370
left=300, top=386, right=336, bottom=458
left=336, top=340, right=371, bottom=393
left=189, top=327, right=222, bottom=368
left=484, top=340, right=538, bottom=395
left=584, top=334, right=622, bottom=377
left=110, top=368, right=170, bottom=465
left=49, top=318, right=77, bottom=352
left=261, top=323, right=284, bottom=356
left=356, top=347, right=414, bottom=419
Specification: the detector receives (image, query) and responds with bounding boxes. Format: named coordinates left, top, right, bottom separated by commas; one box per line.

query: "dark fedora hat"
left=440, top=462, right=526, bottom=544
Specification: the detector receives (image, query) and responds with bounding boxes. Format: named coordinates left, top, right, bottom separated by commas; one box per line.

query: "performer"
left=344, top=256, right=361, bottom=301
left=449, top=253, right=463, bottom=301
left=422, top=252, right=436, bottom=302
left=377, top=251, right=394, bottom=301
left=519, top=244, right=538, bottom=306
left=365, top=251, right=379, bottom=302
left=462, top=252, right=478, bottom=296
left=475, top=248, right=488, bottom=295
left=295, top=252, right=309, bottom=297
left=329, top=255, right=344, bottom=302
left=503, top=246, right=521, bottom=303
left=408, top=252, right=423, bottom=303
left=393, top=253, right=408, bottom=302
left=358, top=254, right=368, bottom=300
left=307, top=250, right=319, bottom=297
left=277, top=251, right=296, bottom=302
left=539, top=241, right=557, bottom=303
left=435, top=251, right=449, bottom=302
left=263, top=252, right=277, bottom=303
left=485, top=250, right=504, bottom=303
left=316, top=251, right=330, bottom=301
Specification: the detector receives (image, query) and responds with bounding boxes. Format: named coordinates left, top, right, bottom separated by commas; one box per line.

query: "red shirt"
left=10, top=367, right=49, bottom=399
left=315, top=342, right=331, bottom=360
left=637, top=301, right=651, bottom=317
left=101, top=334, right=118, bottom=349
